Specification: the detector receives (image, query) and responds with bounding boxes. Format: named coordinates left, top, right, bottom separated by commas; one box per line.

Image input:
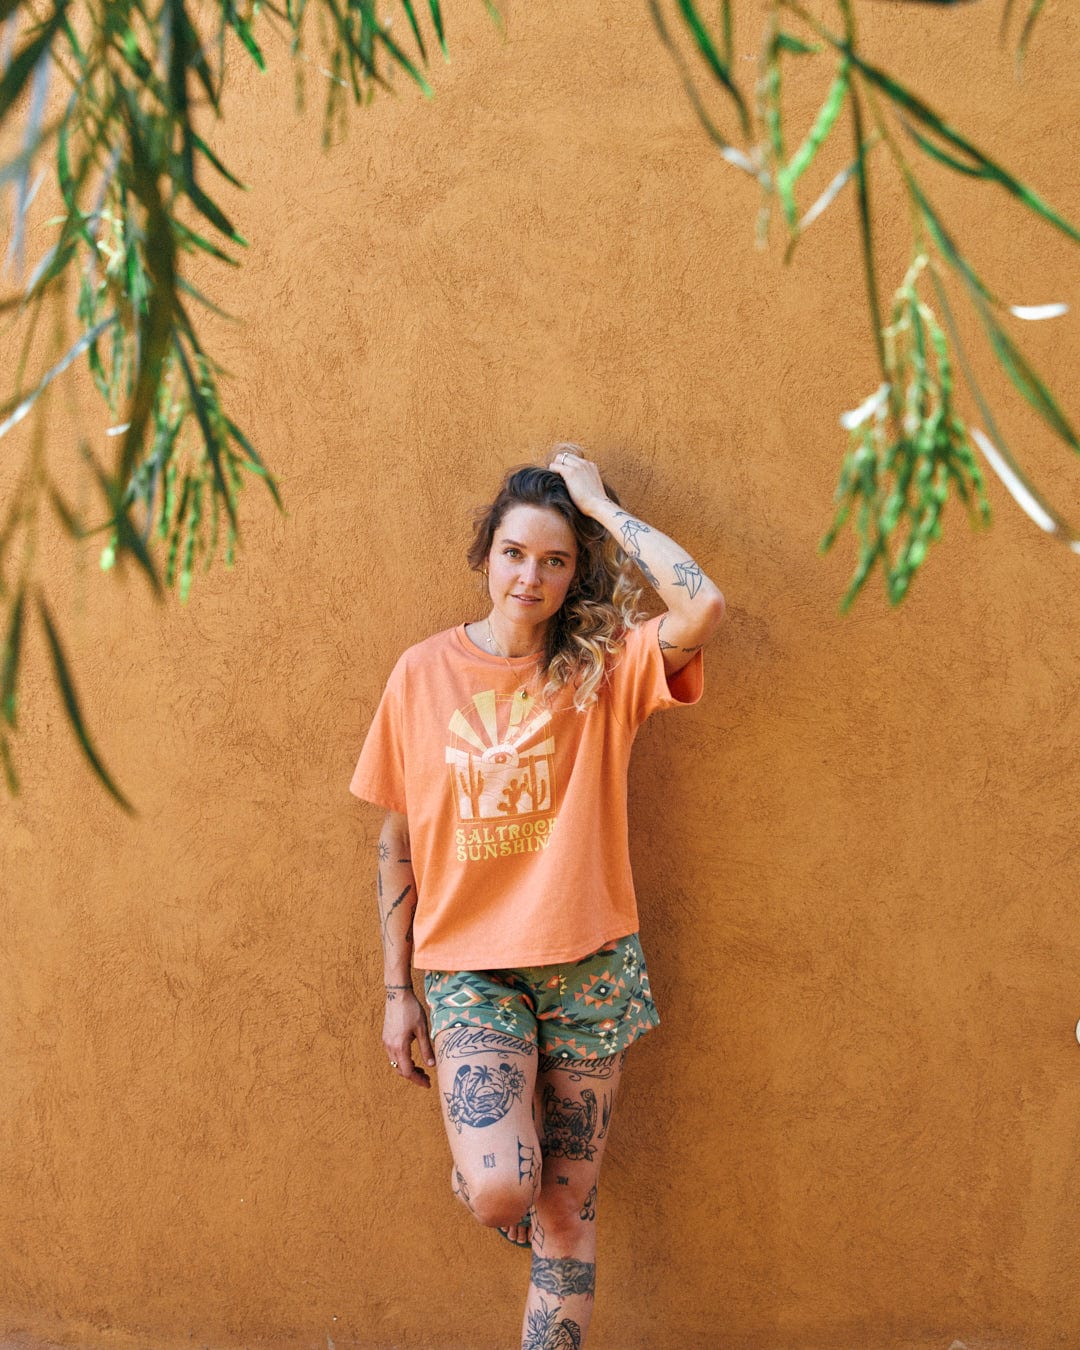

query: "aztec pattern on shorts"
left=423, top=932, right=660, bottom=1059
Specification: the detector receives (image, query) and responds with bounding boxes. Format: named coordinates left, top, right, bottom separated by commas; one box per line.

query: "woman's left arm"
left=551, top=452, right=725, bottom=676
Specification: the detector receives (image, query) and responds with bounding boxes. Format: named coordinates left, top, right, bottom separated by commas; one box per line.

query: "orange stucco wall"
left=4, top=3, right=1080, bottom=1348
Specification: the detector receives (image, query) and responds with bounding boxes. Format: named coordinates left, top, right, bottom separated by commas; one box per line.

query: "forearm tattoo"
left=672, top=558, right=704, bottom=598
left=530, top=1255, right=596, bottom=1298
left=437, top=1026, right=536, bottom=1063
left=380, top=883, right=412, bottom=946
left=657, top=615, right=677, bottom=651
left=524, top=1300, right=582, bottom=1350
left=613, top=511, right=660, bottom=588
left=444, top=1061, right=526, bottom=1132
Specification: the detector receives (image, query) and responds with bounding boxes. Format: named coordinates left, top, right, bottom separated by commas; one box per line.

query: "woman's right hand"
left=383, top=989, right=436, bottom=1088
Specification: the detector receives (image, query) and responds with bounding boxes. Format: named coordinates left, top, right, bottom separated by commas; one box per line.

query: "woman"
left=349, top=445, right=723, bottom=1349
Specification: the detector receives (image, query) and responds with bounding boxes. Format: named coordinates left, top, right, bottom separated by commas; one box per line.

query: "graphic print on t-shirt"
left=445, top=689, right=558, bottom=823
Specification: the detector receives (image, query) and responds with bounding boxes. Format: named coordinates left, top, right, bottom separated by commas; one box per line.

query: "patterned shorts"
left=423, top=932, right=660, bottom=1061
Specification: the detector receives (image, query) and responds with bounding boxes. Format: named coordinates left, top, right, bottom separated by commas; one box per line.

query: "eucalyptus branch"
left=657, top=0, right=1079, bottom=607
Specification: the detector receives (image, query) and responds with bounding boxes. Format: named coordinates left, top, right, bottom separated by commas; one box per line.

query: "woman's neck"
left=481, top=610, right=548, bottom=659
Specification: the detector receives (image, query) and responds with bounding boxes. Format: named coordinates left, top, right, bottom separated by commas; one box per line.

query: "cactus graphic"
left=458, top=759, right=486, bottom=818
left=524, top=758, right=550, bottom=812
left=497, top=776, right=526, bottom=816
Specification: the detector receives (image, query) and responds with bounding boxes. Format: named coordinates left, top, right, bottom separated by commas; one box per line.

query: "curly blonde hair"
left=468, top=450, right=650, bottom=711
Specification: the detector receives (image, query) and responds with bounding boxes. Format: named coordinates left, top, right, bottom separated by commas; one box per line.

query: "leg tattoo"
left=517, top=1137, right=539, bottom=1185
left=523, top=1299, right=582, bottom=1350
left=445, top=1061, right=526, bottom=1132
left=541, top=1085, right=598, bottom=1161
left=531, top=1255, right=596, bottom=1298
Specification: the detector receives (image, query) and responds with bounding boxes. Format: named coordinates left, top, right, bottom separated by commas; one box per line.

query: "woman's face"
left=487, top=504, right=578, bottom=631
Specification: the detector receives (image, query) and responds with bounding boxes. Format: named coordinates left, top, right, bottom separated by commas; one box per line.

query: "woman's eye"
left=503, top=548, right=520, bottom=558
left=546, top=558, right=564, bottom=567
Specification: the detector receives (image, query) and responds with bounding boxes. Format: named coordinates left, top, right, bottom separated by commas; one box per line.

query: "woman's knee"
left=454, top=1167, right=536, bottom=1229
left=535, top=1176, right=598, bottom=1232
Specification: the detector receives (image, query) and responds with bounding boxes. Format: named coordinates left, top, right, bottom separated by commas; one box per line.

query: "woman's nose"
left=520, top=558, right=541, bottom=585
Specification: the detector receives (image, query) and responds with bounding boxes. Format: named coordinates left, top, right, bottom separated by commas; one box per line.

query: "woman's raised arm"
left=549, top=451, right=725, bottom=675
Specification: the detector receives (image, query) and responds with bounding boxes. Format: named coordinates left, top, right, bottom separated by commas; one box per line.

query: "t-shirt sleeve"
left=613, top=613, right=705, bottom=727
left=348, top=656, right=408, bottom=813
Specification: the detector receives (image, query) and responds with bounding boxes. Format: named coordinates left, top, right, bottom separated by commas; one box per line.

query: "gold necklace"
left=486, top=619, right=544, bottom=661
left=486, top=620, right=544, bottom=700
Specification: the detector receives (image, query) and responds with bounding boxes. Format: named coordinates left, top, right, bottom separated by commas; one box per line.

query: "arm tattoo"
left=524, top=1300, right=581, bottom=1350
left=444, top=1061, right=526, bottom=1132
left=377, top=840, right=390, bottom=862
left=657, top=616, right=677, bottom=652
left=672, top=558, right=704, bottom=598
left=380, top=884, right=412, bottom=945
left=614, top=511, right=659, bottom=588
left=530, top=1255, right=596, bottom=1298
left=437, top=1027, right=536, bottom=1063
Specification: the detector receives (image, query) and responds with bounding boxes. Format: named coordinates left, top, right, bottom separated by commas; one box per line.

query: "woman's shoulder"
left=392, top=624, right=465, bottom=672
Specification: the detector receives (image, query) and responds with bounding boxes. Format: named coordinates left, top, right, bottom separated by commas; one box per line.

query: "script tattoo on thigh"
left=437, top=1026, right=535, bottom=1063
left=531, top=1256, right=596, bottom=1299
left=537, top=1051, right=623, bottom=1082
left=445, top=1062, right=526, bottom=1133
left=517, top=1137, right=539, bottom=1185
left=579, top=1184, right=597, bottom=1222
left=524, top=1299, right=581, bottom=1350
left=541, top=1085, right=598, bottom=1161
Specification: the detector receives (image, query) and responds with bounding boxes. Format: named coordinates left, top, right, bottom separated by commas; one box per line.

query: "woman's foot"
left=498, top=1209, right=532, bottom=1248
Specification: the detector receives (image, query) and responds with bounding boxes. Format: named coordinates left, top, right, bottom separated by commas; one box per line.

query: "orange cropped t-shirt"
left=349, top=615, right=703, bottom=970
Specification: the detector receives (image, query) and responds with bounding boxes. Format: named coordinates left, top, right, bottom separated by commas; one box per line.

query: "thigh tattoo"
left=445, top=1061, right=527, bottom=1132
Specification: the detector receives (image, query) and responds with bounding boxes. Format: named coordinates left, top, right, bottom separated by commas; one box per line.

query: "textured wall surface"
left=3, top=3, right=1080, bottom=1348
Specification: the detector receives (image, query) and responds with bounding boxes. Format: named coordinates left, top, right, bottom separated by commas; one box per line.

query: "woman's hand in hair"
left=548, top=447, right=611, bottom=520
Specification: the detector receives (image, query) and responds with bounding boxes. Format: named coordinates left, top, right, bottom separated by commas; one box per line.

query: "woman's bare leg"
left=520, top=1050, right=625, bottom=1350
left=434, top=1026, right=541, bottom=1232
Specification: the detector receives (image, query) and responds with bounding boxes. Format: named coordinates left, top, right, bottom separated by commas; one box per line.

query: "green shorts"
left=423, top=932, right=660, bottom=1061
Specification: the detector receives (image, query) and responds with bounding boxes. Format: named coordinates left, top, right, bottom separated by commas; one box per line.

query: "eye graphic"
left=482, top=744, right=520, bottom=767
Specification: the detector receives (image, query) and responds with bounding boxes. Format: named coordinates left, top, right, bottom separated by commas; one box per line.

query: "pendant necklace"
left=486, top=619, right=544, bottom=700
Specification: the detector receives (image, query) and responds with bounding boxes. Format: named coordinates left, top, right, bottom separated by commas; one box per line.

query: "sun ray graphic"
left=445, top=689, right=558, bottom=822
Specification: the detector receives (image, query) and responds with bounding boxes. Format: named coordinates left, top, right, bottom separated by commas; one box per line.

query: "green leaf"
left=1, top=584, right=24, bottom=727
left=849, top=84, right=886, bottom=380
left=0, top=314, right=117, bottom=442
left=173, top=336, right=240, bottom=535
left=0, top=731, right=17, bottom=795
left=224, top=416, right=285, bottom=511
left=399, top=1, right=428, bottom=63
left=775, top=32, right=819, bottom=56
left=778, top=62, right=848, bottom=195
left=426, top=0, right=448, bottom=55
left=225, top=3, right=267, bottom=70
left=36, top=593, right=134, bottom=813
left=0, top=2, right=69, bottom=123
left=839, top=42, right=1080, bottom=247
left=375, top=20, right=434, bottom=97
left=915, top=185, right=1079, bottom=451
left=675, top=0, right=751, bottom=138
left=115, top=94, right=177, bottom=500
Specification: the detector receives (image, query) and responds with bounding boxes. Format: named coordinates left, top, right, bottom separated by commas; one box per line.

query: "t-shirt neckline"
left=454, top=623, right=545, bottom=668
